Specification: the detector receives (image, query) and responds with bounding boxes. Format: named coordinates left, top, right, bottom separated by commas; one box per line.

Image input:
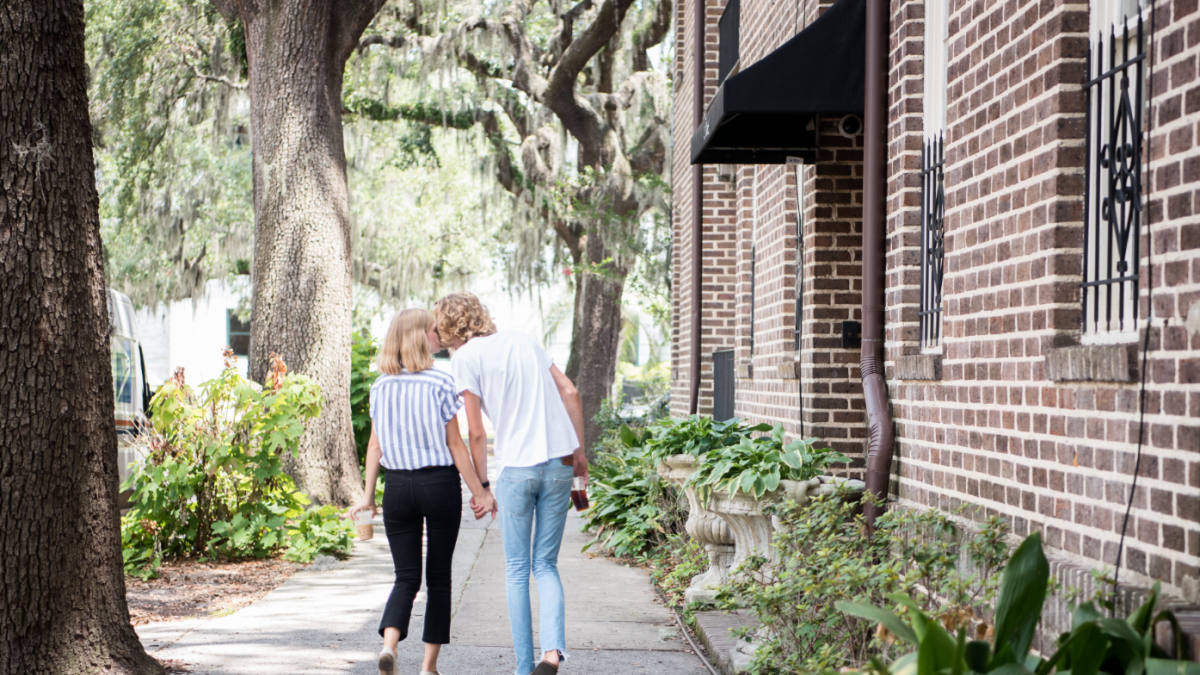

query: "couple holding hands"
left=347, top=292, right=588, bottom=675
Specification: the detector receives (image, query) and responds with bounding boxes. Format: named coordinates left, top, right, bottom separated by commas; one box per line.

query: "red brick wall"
left=669, top=0, right=1200, bottom=605
left=884, top=0, right=1200, bottom=604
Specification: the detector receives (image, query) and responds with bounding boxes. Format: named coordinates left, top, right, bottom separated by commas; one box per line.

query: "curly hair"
left=433, top=291, right=497, bottom=346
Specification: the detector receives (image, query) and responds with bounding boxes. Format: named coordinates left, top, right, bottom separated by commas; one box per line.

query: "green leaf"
left=965, top=641, right=991, bottom=672
left=991, top=532, right=1049, bottom=667
left=1146, top=660, right=1200, bottom=675
left=1072, top=601, right=1104, bottom=630
left=1065, top=622, right=1109, bottom=675
left=836, top=601, right=919, bottom=645
left=1128, top=582, right=1160, bottom=635
left=619, top=425, right=641, bottom=448
left=987, top=663, right=1034, bottom=675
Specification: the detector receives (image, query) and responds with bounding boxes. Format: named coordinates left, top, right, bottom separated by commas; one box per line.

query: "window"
left=923, top=0, right=949, bottom=135
left=920, top=136, right=946, bottom=351
left=1082, top=0, right=1147, bottom=338
left=794, top=166, right=805, bottom=353
left=718, top=0, right=740, bottom=85
left=712, top=350, right=736, bottom=421
left=227, top=310, right=251, bottom=356
left=920, top=0, right=949, bottom=351
left=750, top=244, right=757, bottom=355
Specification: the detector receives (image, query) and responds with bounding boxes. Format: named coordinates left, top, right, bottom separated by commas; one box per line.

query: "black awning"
left=689, top=0, right=865, bottom=165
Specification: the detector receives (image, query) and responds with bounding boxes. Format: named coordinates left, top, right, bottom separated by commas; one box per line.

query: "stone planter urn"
left=658, top=455, right=736, bottom=605
left=709, top=475, right=867, bottom=568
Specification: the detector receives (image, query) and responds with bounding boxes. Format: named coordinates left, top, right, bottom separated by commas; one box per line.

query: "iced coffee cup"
left=570, top=476, right=589, bottom=511
left=354, top=509, right=374, bottom=541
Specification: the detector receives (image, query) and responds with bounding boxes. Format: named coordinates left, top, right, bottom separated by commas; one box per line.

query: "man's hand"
left=469, top=490, right=497, bottom=520
left=572, top=448, right=589, bottom=487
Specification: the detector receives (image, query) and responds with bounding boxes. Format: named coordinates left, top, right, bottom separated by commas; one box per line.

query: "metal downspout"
left=689, top=0, right=705, bottom=415
left=862, top=0, right=894, bottom=528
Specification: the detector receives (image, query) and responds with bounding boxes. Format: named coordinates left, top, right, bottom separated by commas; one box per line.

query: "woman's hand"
left=469, top=490, right=497, bottom=520
left=345, top=500, right=377, bottom=521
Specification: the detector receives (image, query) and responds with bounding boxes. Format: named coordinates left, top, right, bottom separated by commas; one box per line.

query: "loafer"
left=378, top=647, right=397, bottom=675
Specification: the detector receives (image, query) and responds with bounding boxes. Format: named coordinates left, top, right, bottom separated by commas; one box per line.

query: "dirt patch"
left=126, top=558, right=297, bottom=625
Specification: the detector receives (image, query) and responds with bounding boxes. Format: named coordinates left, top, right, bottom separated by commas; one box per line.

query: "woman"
left=348, top=308, right=496, bottom=675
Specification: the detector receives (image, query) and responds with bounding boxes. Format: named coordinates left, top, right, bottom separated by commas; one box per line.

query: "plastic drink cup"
left=354, top=509, right=374, bottom=541
left=570, top=476, right=589, bottom=511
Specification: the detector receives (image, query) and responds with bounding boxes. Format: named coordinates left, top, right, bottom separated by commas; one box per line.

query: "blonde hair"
left=378, top=308, right=435, bottom=375
left=433, top=292, right=497, bottom=346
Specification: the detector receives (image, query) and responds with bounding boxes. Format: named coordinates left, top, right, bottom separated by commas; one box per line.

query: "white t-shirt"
left=450, top=331, right=579, bottom=471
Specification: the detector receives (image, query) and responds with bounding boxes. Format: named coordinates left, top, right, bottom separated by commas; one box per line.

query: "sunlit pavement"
left=137, top=477, right=709, bottom=675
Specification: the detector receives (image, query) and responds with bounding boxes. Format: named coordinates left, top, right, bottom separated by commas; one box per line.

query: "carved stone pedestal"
left=658, top=455, right=735, bottom=605
left=710, top=475, right=868, bottom=568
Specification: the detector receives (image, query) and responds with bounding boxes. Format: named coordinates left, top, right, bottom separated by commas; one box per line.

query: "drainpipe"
left=862, top=0, right=894, bottom=529
left=689, top=0, right=705, bottom=415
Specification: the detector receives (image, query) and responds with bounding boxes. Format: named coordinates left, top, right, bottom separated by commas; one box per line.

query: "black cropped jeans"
left=379, top=465, right=462, bottom=644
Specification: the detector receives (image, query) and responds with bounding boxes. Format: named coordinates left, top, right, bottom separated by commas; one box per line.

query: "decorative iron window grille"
left=718, top=0, right=740, bottom=85
left=1083, top=18, right=1144, bottom=335
left=920, top=134, right=946, bottom=350
left=793, top=166, right=805, bottom=353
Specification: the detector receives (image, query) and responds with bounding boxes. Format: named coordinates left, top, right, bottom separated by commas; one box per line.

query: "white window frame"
left=1081, top=0, right=1149, bottom=344
left=923, top=0, right=949, bottom=138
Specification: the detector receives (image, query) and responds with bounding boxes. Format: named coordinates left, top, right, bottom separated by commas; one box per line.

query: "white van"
left=107, top=289, right=150, bottom=507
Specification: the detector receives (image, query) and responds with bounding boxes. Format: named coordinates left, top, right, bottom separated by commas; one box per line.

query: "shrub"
left=840, top=531, right=1198, bottom=675
left=121, top=352, right=355, bottom=578
left=350, top=330, right=379, bottom=467
left=647, top=534, right=709, bottom=608
left=582, top=439, right=687, bottom=557
left=718, top=491, right=1010, bottom=674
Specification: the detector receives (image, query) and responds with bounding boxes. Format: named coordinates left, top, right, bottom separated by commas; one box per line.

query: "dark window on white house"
left=718, top=0, right=740, bottom=85
left=228, top=310, right=251, bottom=356
left=1083, top=7, right=1145, bottom=337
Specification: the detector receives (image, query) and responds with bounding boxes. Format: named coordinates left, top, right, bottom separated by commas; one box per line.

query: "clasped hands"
left=470, top=488, right=497, bottom=520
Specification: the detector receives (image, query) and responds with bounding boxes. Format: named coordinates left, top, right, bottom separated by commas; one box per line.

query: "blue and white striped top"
left=368, top=368, right=463, bottom=471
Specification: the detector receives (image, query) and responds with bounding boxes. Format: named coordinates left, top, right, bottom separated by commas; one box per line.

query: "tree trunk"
left=0, top=2, right=163, bottom=673
left=564, top=237, right=626, bottom=459
left=232, top=0, right=383, bottom=506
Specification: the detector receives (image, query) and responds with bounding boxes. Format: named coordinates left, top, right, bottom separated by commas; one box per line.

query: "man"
left=432, top=292, right=587, bottom=675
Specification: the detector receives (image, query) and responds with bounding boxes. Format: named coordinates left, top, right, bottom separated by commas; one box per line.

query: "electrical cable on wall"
left=1111, top=0, right=1158, bottom=617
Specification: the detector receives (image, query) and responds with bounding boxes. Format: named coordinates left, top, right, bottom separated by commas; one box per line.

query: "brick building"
left=670, top=0, right=1200, bottom=612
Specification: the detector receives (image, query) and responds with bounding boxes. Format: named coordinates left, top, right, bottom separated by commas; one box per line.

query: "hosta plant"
left=689, top=423, right=850, bottom=502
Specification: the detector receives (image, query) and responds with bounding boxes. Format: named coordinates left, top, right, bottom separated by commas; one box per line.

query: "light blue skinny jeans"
left=496, top=457, right=574, bottom=675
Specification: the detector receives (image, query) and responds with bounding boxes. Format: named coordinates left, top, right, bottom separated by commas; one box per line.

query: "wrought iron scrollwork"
left=920, top=134, right=946, bottom=350
left=1084, top=17, right=1144, bottom=334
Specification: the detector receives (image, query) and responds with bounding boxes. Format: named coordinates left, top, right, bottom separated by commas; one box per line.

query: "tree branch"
left=542, top=0, right=636, bottom=164
left=631, top=0, right=672, bottom=72
left=333, top=0, right=390, bottom=60
left=186, top=60, right=248, bottom=89
left=357, top=34, right=408, bottom=54
left=544, top=0, right=595, bottom=68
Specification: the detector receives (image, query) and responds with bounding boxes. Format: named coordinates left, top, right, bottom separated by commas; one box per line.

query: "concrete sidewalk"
left=137, top=489, right=708, bottom=675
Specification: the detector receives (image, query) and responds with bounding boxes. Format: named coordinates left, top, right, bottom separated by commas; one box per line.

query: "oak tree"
left=357, top=0, right=673, bottom=453
left=0, top=1, right=163, bottom=672
left=208, top=0, right=388, bottom=504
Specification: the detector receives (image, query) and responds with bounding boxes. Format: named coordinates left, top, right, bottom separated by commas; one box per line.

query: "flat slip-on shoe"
left=531, top=661, right=559, bottom=675
left=378, top=648, right=397, bottom=675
